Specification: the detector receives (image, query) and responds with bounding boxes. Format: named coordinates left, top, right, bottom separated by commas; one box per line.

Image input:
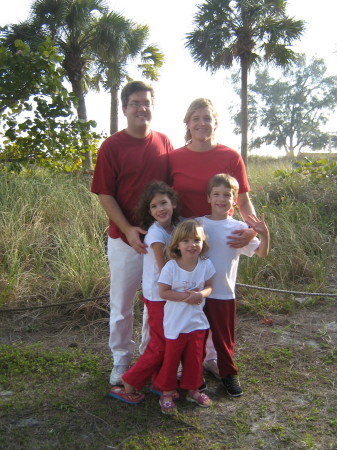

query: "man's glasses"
left=127, top=102, right=152, bottom=109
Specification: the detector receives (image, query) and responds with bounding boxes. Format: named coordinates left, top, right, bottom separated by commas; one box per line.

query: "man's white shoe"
left=109, top=365, right=130, bottom=385
left=203, top=359, right=221, bottom=380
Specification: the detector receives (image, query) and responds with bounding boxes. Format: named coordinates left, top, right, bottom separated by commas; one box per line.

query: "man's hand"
left=227, top=227, right=257, bottom=248
left=125, top=226, right=148, bottom=254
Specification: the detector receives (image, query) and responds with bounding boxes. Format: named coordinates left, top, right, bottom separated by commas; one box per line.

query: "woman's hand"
left=227, top=227, right=257, bottom=248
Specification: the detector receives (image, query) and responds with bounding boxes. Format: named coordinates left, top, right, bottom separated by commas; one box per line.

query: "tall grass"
left=0, top=157, right=336, bottom=314
left=236, top=157, right=336, bottom=312
left=0, top=170, right=108, bottom=307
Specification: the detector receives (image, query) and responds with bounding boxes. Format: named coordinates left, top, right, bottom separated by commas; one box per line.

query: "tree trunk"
left=288, top=135, right=295, bottom=160
left=240, top=57, right=249, bottom=167
left=71, top=78, right=92, bottom=171
left=110, top=85, right=119, bottom=135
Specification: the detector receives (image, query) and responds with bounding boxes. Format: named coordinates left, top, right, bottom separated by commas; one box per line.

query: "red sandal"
left=109, top=386, right=144, bottom=404
left=159, top=394, right=178, bottom=415
left=186, top=390, right=212, bottom=408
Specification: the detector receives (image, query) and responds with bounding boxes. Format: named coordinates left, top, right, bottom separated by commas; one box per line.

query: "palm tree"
left=31, top=0, right=110, bottom=169
left=3, top=0, right=109, bottom=169
left=93, top=13, right=164, bottom=134
left=185, top=0, right=305, bottom=165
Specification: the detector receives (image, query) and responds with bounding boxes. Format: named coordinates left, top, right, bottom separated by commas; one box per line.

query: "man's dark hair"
left=121, top=81, right=155, bottom=108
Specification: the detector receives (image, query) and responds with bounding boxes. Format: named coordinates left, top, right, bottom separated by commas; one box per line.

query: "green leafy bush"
left=0, top=39, right=101, bottom=171
left=274, top=158, right=337, bottom=184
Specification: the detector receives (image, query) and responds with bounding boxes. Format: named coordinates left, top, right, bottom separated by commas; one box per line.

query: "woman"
left=170, top=98, right=255, bottom=234
left=169, top=98, right=257, bottom=381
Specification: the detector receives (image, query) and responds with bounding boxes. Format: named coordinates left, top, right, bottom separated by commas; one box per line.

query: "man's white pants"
left=107, top=237, right=148, bottom=366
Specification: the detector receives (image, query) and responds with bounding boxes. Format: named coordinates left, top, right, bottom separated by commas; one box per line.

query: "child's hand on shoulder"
left=245, top=213, right=269, bottom=236
left=183, top=291, right=203, bottom=305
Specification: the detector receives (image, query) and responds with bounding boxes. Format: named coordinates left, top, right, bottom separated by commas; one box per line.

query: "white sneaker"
left=203, top=359, right=221, bottom=380
left=177, top=362, right=183, bottom=380
left=109, top=365, right=130, bottom=385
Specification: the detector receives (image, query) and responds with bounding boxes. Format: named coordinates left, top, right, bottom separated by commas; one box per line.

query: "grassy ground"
left=1, top=296, right=336, bottom=449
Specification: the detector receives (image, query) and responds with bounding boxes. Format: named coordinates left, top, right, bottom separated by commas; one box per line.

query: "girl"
left=155, top=219, right=215, bottom=414
left=109, top=181, right=179, bottom=404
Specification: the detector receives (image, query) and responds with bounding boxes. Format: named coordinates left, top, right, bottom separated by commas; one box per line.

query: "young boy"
left=197, top=173, right=269, bottom=397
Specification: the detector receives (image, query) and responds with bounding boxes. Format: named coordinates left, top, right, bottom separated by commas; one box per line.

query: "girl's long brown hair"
left=135, top=180, right=180, bottom=230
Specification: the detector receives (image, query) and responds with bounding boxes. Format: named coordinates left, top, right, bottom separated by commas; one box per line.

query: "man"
left=91, top=81, right=173, bottom=385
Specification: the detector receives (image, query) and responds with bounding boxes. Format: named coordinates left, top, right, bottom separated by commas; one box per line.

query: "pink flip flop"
left=109, top=386, right=145, bottom=404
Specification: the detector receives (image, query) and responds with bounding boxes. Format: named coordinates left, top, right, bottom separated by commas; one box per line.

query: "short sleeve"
left=145, top=225, right=168, bottom=247
left=240, top=237, right=260, bottom=257
left=91, top=138, right=119, bottom=196
left=205, top=259, right=216, bottom=280
left=158, top=261, right=174, bottom=286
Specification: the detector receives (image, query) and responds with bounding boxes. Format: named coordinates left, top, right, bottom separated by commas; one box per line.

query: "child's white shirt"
left=142, top=221, right=171, bottom=302
left=158, top=258, right=216, bottom=339
left=197, top=216, right=260, bottom=300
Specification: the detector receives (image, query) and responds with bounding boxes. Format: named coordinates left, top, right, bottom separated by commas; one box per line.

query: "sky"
left=1, top=0, right=337, bottom=153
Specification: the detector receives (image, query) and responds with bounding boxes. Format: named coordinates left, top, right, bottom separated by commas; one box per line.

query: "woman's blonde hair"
left=167, top=219, right=209, bottom=260
left=183, top=98, right=218, bottom=144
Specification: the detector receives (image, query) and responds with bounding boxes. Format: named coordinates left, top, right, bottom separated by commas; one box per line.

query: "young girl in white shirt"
left=155, top=219, right=216, bottom=415
left=109, top=181, right=179, bottom=404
